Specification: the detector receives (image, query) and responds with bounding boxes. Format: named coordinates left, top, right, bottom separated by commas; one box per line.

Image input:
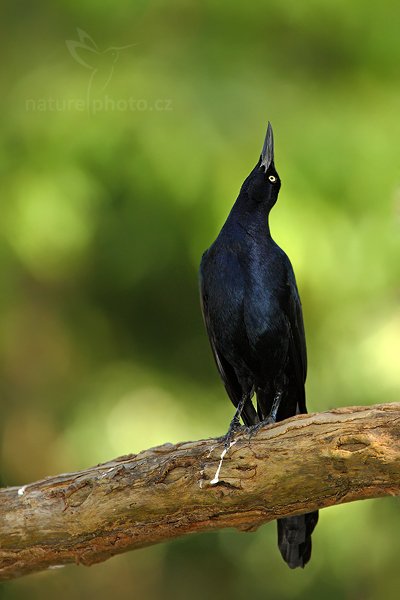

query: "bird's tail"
left=277, top=511, right=319, bottom=569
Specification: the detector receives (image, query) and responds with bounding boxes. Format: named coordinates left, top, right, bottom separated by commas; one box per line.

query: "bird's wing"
left=285, top=268, right=308, bottom=412
left=287, top=272, right=307, bottom=379
left=199, top=274, right=243, bottom=404
left=199, top=253, right=258, bottom=426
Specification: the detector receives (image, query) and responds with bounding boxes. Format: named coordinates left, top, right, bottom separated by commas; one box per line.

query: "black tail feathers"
left=277, top=511, right=319, bottom=569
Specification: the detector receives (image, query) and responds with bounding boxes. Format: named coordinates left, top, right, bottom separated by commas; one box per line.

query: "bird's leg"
left=224, top=395, right=246, bottom=449
left=210, top=398, right=246, bottom=485
left=248, top=389, right=284, bottom=438
left=266, top=389, right=283, bottom=424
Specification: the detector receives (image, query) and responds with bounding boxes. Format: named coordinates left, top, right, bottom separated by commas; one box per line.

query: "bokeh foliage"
left=1, top=1, right=399, bottom=598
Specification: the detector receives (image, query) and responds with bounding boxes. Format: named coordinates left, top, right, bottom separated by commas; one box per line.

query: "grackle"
left=199, top=123, right=318, bottom=568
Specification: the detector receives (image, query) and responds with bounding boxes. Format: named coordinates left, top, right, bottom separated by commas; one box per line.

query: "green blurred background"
left=1, top=1, right=399, bottom=598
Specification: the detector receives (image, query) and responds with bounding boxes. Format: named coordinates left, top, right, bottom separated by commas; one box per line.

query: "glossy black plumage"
left=199, top=123, right=318, bottom=569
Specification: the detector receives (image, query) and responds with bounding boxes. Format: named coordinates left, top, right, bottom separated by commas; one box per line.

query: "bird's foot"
left=222, top=395, right=247, bottom=449
left=247, top=415, right=276, bottom=439
left=223, top=415, right=244, bottom=450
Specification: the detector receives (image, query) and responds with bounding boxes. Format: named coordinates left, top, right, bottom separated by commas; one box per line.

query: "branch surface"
left=1, top=403, right=399, bottom=581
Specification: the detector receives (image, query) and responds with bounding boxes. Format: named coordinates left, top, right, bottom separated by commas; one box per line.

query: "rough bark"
left=1, top=403, right=399, bottom=581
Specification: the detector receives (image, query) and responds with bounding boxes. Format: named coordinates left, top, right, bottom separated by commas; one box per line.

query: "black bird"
left=199, top=123, right=318, bottom=569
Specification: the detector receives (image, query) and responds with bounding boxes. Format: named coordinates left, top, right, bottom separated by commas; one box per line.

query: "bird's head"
left=241, top=122, right=281, bottom=210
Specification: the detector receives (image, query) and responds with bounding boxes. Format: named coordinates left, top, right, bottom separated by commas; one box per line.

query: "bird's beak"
left=260, top=122, right=274, bottom=171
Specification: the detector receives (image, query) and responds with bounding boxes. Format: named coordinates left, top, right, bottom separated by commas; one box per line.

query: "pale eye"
left=268, top=175, right=276, bottom=183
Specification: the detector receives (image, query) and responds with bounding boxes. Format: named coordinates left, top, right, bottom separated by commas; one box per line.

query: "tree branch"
left=1, top=402, right=399, bottom=581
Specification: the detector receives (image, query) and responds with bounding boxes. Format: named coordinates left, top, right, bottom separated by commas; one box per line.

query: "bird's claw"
left=247, top=416, right=276, bottom=439
left=224, top=417, right=244, bottom=449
